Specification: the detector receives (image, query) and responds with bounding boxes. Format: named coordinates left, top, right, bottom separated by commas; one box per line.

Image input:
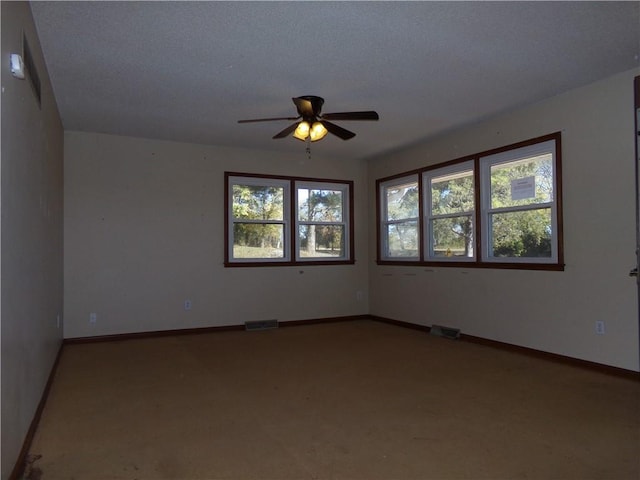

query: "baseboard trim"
left=63, top=315, right=368, bottom=345
left=370, top=315, right=640, bottom=381
left=64, top=324, right=244, bottom=344
left=369, top=315, right=432, bottom=334
left=461, top=333, right=640, bottom=381
left=9, top=341, right=64, bottom=480
left=280, top=315, right=369, bottom=328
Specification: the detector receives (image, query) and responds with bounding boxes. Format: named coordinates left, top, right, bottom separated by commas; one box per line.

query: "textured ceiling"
left=30, top=1, right=640, bottom=161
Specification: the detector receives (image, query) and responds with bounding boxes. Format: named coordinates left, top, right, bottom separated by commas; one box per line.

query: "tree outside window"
left=482, top=142, right=557, bottom=261
left=297, top=187, right=346, bottom=258
left=226, top=174, right=353, bottom=265
left=232, top=183, right=287, bottom=259
left=380, top=177, right=420, bottom=259
left=426, top=164, right=475, bottom=259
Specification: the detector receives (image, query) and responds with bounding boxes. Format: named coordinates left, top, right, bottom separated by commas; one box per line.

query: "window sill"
left=225, top=260, right=356, bottom=268
left=376, top=260, right=565, bottom=271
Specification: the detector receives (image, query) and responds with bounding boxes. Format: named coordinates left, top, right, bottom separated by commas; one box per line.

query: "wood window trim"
left=376, top=132, right=564, bottom=271
left=225, top=172, right=355, bottom=267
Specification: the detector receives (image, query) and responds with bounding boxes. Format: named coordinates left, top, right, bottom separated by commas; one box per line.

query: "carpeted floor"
left=27, top=320, right=640, bottom=479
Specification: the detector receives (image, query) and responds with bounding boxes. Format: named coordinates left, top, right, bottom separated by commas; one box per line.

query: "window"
left=424, top=161, right=475, bottom=261
left=480, top=139, right=558, bottom=263
left=379, top=175, right=420, bottom=260
left=229, top=176, right=290, bottom=262
left=226, top=173, right=353, bottom=266
left=377, top=133, right=563, bottom=270
left=296, top=182, right=350, bottom=261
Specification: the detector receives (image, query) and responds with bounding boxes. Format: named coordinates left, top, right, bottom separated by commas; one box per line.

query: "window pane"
left=233, top=223, right=284, bottom=258
left=431, top=170, right=474, bottom=216
left=386, top=181, right=419, bottom=220
left=386, top=221, right=419, bottom=257
left=431, top=216, right=474, bottom=258
left=298, top=188, right=343, bottom=222
left=299, top=225, right=345, bottom=258
left=232, top=184, right=284, bottom=220
left=490, top=154, right=553, bottom=209
left=490, top=208, right=552, bottom=258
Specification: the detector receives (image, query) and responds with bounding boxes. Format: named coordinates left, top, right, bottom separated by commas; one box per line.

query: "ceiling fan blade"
left=321, top=120, right=356, bottom=140
left=238, top=116, right=300, bottom=123
left=292, top=97, right=316, bottom=117
left=321, top=111, right=379, bottom=121
left=272, top=122, right=299, bottom=139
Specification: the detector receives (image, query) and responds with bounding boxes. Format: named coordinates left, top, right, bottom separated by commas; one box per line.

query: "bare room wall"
left=63, top=133, right=369, bottom=338
left=367, top=68, right=640, bottom=372
left=1, top=2, right=64, bottom=478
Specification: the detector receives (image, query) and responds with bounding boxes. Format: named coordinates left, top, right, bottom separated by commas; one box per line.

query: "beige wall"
left=63, top=133, right=370, bottom=338
left=368, top=68, right=640, bottom=372
left=64, top=69, right=640, bottom=372
left=1, top=2, right=64, bottom=478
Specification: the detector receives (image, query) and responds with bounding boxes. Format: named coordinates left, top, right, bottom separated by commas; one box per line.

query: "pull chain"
left=305, top=136, right=312, bottom=160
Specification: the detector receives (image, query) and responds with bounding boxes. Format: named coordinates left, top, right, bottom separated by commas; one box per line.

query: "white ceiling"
left=30, top=1, right=640, bottom=161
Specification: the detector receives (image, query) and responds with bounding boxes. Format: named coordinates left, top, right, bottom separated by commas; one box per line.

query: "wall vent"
left=22, top=34, right=41, bottom=108
left=430, top=324, right=461, bottom=340
left=245, top=319, right=279, bottom=331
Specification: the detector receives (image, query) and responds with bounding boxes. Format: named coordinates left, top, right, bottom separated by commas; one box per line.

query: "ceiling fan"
left=238, top=96, right=379, bottom=142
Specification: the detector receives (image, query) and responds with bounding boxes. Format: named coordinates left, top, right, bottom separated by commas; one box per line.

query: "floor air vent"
left=430, top=325, right=460, bottom=340
left=245, top=319, right=279, bottom=331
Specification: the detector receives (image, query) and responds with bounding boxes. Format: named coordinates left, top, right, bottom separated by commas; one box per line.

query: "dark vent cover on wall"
left=23, top=34, right=41, bottom=108
left=245, top=319, right=279, bottom=331
left=430, top=325, right=461, bottom=340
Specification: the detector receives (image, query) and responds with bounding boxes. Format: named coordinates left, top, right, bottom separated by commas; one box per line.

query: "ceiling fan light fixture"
left=292, top=121, right=328, bottom=142
left=293, top=121, right=310, bottom=141
left=309, top=122, right=328, bottom=141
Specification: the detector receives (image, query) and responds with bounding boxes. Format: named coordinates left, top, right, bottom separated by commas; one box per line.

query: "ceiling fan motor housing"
left=295, top=95, right=324, bottom=120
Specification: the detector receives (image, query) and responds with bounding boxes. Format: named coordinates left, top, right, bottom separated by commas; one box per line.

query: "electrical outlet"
left=184, top=300, right=192, bottom=311
left=356, top=291, right=363, bottom=301
left=56, top=314, right=61, bottom=329
left=89, top=312, right=97, bottom=324
left=595, top=320, right=605, bottom=335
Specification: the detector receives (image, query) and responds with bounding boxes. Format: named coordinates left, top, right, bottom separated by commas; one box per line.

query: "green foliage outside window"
left=298, top=189, right=344, bottom=257
left=489, top=154, right=553, bottom=258
left=386, top=183, right=419, bottom=220
left=385, top=182, right=419, bottom=257
left=430, top=171, right=474, bottom=257
left=387, top=223, right=419, bottom=257
left=491, top=210, right=551, bottom=257
left=232, top=184, right=284, bottom=258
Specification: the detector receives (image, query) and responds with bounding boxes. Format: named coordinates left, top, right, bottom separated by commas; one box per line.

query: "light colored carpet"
left=28, top=320, right=640, bottom=479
